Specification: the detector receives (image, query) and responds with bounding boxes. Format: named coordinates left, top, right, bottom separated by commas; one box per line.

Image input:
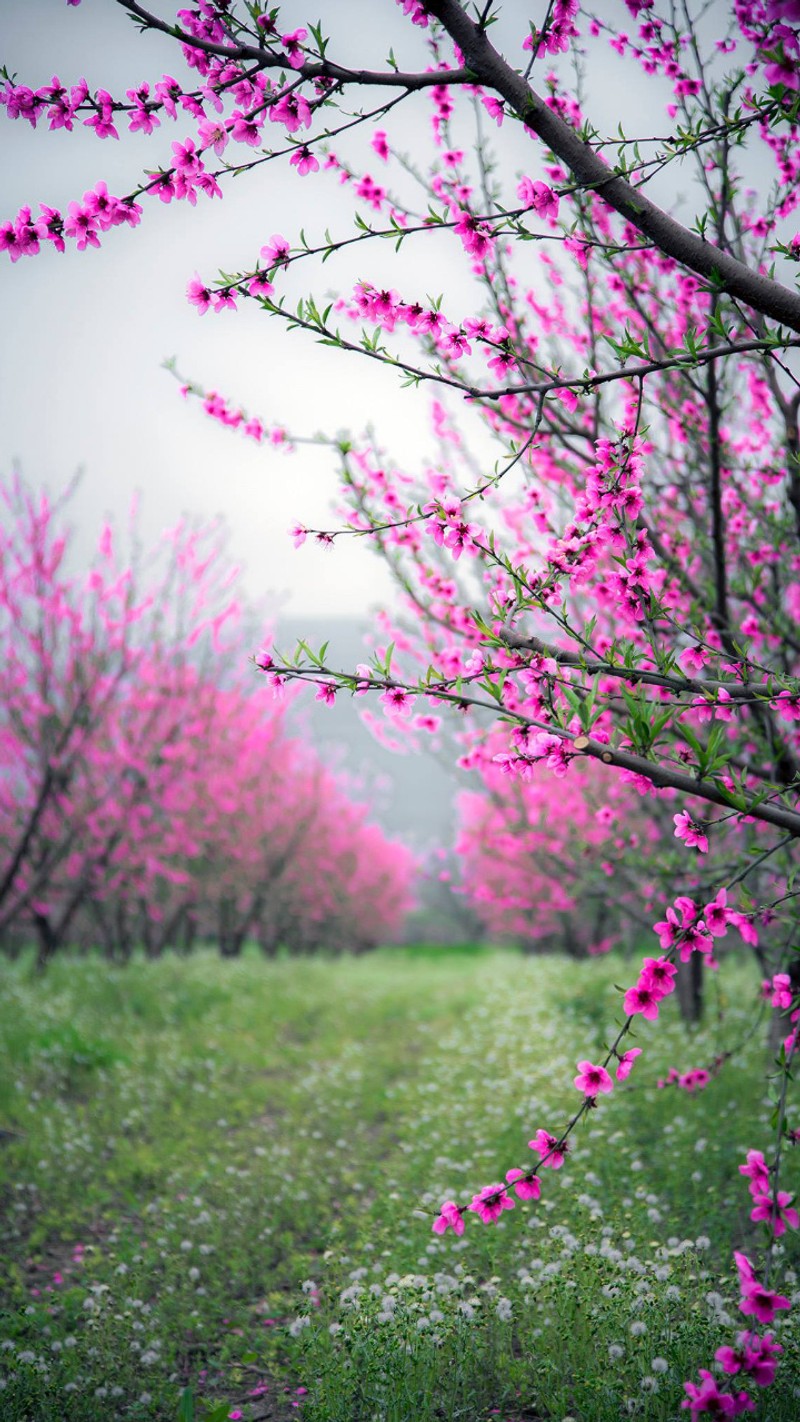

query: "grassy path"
left=0, top=947, right=798, bottom=1420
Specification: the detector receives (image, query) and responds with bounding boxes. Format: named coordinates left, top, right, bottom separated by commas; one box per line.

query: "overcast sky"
left=1, top=1, right=712, bottom=631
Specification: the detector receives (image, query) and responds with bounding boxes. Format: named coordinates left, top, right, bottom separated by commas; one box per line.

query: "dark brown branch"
left=425, top=0, right=800, bottom=333
left=498, top=628, right=773, bottom=700
left=117, top=0, right=472, bottom=88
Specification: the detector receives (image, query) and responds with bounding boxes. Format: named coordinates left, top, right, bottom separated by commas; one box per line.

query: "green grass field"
left=1, top=946, right=798, bottom=1421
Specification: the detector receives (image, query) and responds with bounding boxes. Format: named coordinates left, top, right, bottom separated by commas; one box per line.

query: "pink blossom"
left=211, top=288, right=237, bottom=312
left=186, top=275, right=212, bottom=313
left=468, top=1183, right=515, bottom=1222
left=528, top=1129, right=567, bottom=1168
left=380, top=686, right=412, bottom=717
left=768, top=972, right=793, bottom=1009
left=703, top=888, right=730, bottom=937
left=763, top=33, right=800, bottom=90
left=290, top=145, right=320, bottom=176
left=271, top=92, right=312, bottom=134
left=678, top=644, right=707, bottom=675
left=615, top=1047, right=642, bottom=1081
left=2, top=82, right=40, bottom=126
left=83, top=90, right=118, bottom=140
left=32, top=204, right=64, bottom=252
left=750, top=1189, right=799, bottom=1237
left=172, top=136, right=202, bottom=175
left=728, top=911, right=759, bottom=947
left=716, top=1332, right=783, bottom=1388
left=127, top=83, right=160, bottom=135
left=482, top=95, right=505, bottom=125
left=261, top=234, right=290, bottom=267
left=63, top=201, right=100, bottom=250
left=505, top=1167, right=541, bottom=1200
left=197, top=116, right=228, bottom=155
left=517, top=177, right=559, bottom=221
left=739, top=1151, right=770, bottom=1197
left=154, top=75, right=181, bottom=118
left=432, top=1199, right=464, bottom=1235
left=83, top=181, right=124, bottom=231
left=281, top=28, right=308, bottom=69
left=681, top=1369, right=753, bottom=1416
left=735, top=1252, right=791, bottom=1323
left=574, top=1059, right=613, bottom=1097
left=248, top=270, right=274, bottom=299
left=673, top=811, right=709, bottom=853
left=639, top=956, right=678, bottom=996
left=623, top=982, right=660, bottom=1019
left=371, top=129, right=389, bottom=161
left=454, top=210, right=494, bottom=259
left=679, top=1068, right=711, bottom=1092
left=227, top=109, right=260, bottom=146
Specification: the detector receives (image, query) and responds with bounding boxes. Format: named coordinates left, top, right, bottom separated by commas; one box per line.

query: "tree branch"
left=425, top=0, right=800, bottom=333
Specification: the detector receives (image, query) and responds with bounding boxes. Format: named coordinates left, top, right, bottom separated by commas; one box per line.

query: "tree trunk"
left=33, top=911, right=60, bottom=973
left=675, top=953, right=704, bottom=1024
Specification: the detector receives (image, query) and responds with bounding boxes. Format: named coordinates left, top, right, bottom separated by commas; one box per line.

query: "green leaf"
left=177, top=1388, right=195, bottom=1422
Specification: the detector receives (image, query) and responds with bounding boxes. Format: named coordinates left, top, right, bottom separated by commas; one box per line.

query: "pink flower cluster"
left=623, top=955, right=678, bottom=1019
left=653, top=889, right=756, bottom=961
left=761, top=972, right=793, bottom=1009
left=521, top=0, right=579, bottom=57
left=740, top=1149, right=799, bottom=1237
left=682, top=1249, right=790, bottom=1411
left=0, top=183, right=142, bottom=260
left=657, top=1066, right=712, bottom=1093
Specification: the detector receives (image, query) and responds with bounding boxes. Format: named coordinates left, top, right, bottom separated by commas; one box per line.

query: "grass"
left=0, top=945, right=798, bottom=1420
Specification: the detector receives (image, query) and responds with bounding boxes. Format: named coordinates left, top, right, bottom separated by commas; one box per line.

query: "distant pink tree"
left=0, top=471, right=414, bottom=967
left=455, top=734, right=656, bottom=953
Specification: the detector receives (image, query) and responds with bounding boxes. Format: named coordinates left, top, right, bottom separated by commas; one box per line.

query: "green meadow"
left=1, top=947, right=798, bottom=1420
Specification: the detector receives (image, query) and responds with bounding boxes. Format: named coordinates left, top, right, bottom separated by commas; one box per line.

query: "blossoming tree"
left=0, top=471, right=414, bottom=967
left=4, top=0, right=800, bottom=1409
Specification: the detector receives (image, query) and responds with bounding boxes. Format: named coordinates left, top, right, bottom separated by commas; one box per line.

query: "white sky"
left=1, top=1, right=718, bottom=624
